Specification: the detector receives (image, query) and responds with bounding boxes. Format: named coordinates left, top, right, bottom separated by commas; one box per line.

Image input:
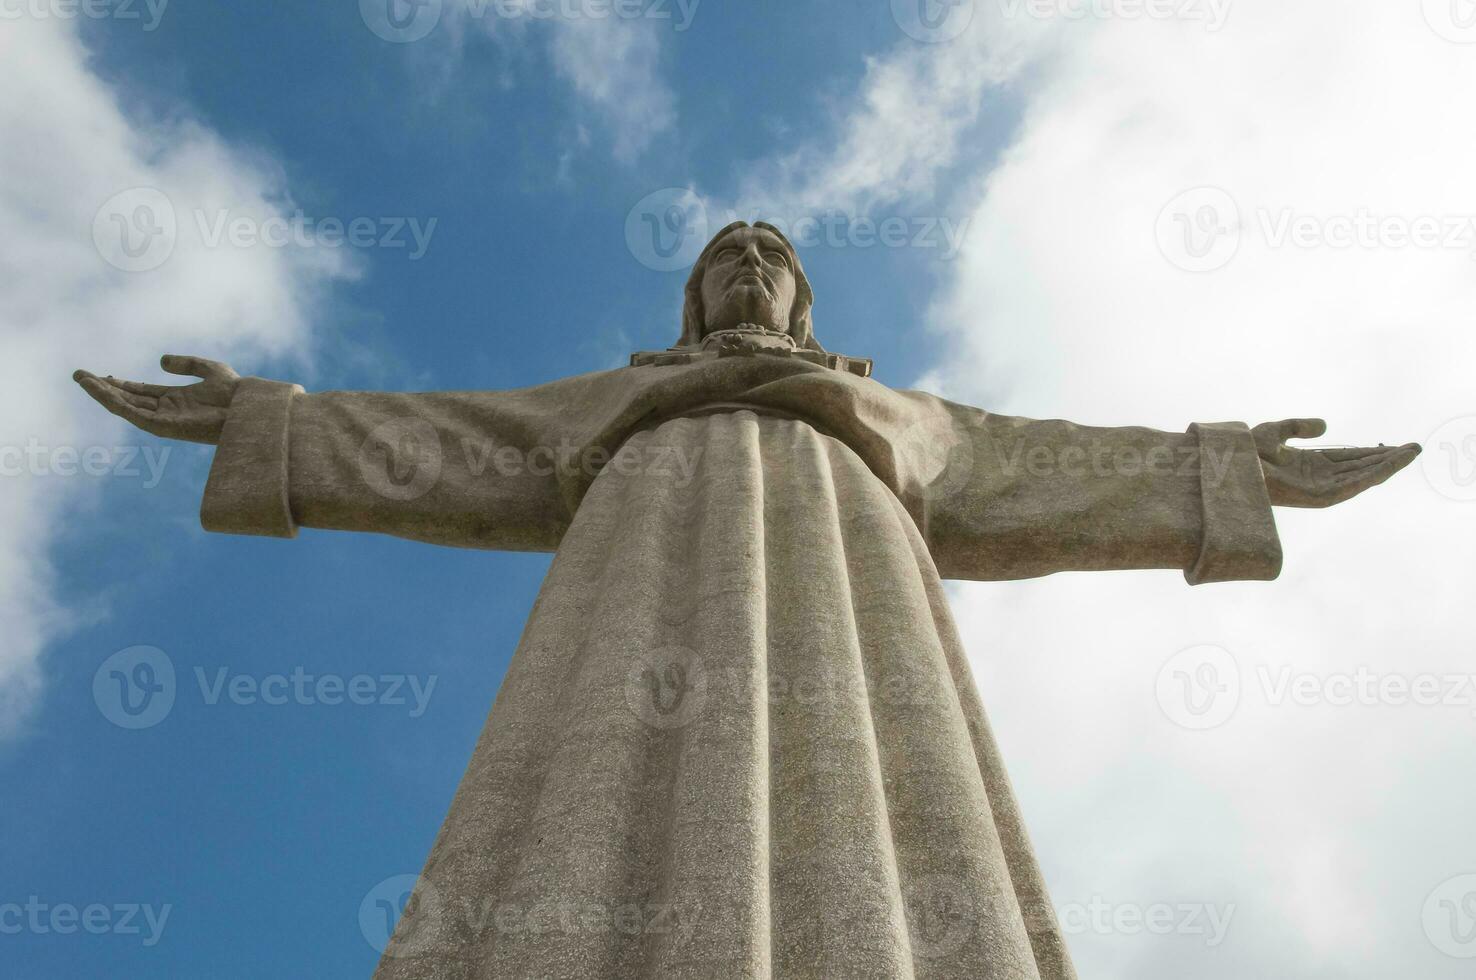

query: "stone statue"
left=75, top=221, right=1419, bottom=979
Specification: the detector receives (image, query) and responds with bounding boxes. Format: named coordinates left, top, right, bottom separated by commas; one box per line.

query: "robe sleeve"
left=913, top=401, right=1282, bottom=586
left=200, top=377, right=574, bottom=552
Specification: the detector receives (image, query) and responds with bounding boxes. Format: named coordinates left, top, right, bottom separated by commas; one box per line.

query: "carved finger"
left=1319, top=447, right=1385, bottom=463
left=1276, top=418, right=1327, bottom=443
left=111, top=386, right=159, bottom=412
left=106, top=376, right=171, bottom=398
left=78, top=374, right=161, bottom=432
left=1325, top=444, right=1421, bottom=502
left=161, top=354, right=236, bottom=382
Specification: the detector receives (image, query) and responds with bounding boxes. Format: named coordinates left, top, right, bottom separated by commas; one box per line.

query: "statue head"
left=677, top=221, right=822, bottom=351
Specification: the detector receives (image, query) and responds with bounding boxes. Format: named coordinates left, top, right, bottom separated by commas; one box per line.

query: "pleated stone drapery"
left=199, top=354, right=1283, bottom=978
left=374, top=411, right=1072, bottom=979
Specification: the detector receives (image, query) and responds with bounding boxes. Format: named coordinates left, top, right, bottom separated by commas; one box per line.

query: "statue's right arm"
left=75, top=356, right=574, bottom=553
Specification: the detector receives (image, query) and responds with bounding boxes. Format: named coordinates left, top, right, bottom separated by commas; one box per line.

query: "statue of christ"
left=76, top=221, right=1419, bottom=979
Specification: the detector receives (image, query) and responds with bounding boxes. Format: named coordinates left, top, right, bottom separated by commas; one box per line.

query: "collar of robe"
left=630, top=322, right=873, bottom=378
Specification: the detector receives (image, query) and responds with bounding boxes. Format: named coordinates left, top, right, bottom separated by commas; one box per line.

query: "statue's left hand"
left=73, top=355, right=241, bottom=445
left=1253, top=418, right=1420, bottom=508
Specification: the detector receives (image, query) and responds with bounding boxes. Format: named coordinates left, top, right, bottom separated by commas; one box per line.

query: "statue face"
left=698, top=227, right=798, bottom=337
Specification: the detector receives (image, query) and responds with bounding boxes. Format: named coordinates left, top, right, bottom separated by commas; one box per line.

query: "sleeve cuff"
left=200, top=377, right=303, bottom=538
left=1184, top=421, right=1283, bottom=585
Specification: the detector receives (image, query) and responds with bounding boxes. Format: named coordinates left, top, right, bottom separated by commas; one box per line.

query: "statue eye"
left=764, top=250, right=790, bottom=267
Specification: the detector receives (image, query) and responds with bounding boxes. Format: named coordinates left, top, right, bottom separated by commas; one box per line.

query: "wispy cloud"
left=0, top=18, right=354, bottom=739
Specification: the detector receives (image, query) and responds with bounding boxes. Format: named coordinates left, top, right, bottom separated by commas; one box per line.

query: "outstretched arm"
left=910, top=398, right=1419, bottom=585
left=75, top=356, right=577, bottom=552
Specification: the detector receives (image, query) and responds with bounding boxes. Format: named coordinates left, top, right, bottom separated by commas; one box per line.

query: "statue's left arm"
left=75, top=356, right=588, bottom=552
left=907, top=398, right=1419, bottom=585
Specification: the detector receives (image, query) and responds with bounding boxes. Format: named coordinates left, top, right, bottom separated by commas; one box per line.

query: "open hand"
left=1253, top=418, right=1420, bottom=508
left=74, top=355, right=241, bottom=445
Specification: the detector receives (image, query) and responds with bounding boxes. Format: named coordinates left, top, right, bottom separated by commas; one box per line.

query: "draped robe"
left=199, top=352, right=1282, bottom=979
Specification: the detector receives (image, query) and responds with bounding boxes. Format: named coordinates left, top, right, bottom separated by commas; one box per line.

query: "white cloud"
left=746, top=2, right=1476, bottom=975
left=441, top=2, right=678, bottom=163
left=0, top=19, right=353, bottom=738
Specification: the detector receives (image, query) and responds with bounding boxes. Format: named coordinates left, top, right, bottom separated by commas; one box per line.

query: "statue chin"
left=700, top=323, right=796, bottom=351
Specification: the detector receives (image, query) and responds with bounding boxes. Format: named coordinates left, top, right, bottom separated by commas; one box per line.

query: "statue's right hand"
left=74, top=355, right=241, bottom=445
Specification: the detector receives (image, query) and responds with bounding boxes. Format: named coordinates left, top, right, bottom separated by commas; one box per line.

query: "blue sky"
left=3, top=6, right=1012, bottom=977
left=5, top=2, right=1476, bottom=978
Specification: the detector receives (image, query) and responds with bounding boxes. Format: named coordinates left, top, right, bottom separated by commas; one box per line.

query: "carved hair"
left=677, top=221, right=823, bottom=351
